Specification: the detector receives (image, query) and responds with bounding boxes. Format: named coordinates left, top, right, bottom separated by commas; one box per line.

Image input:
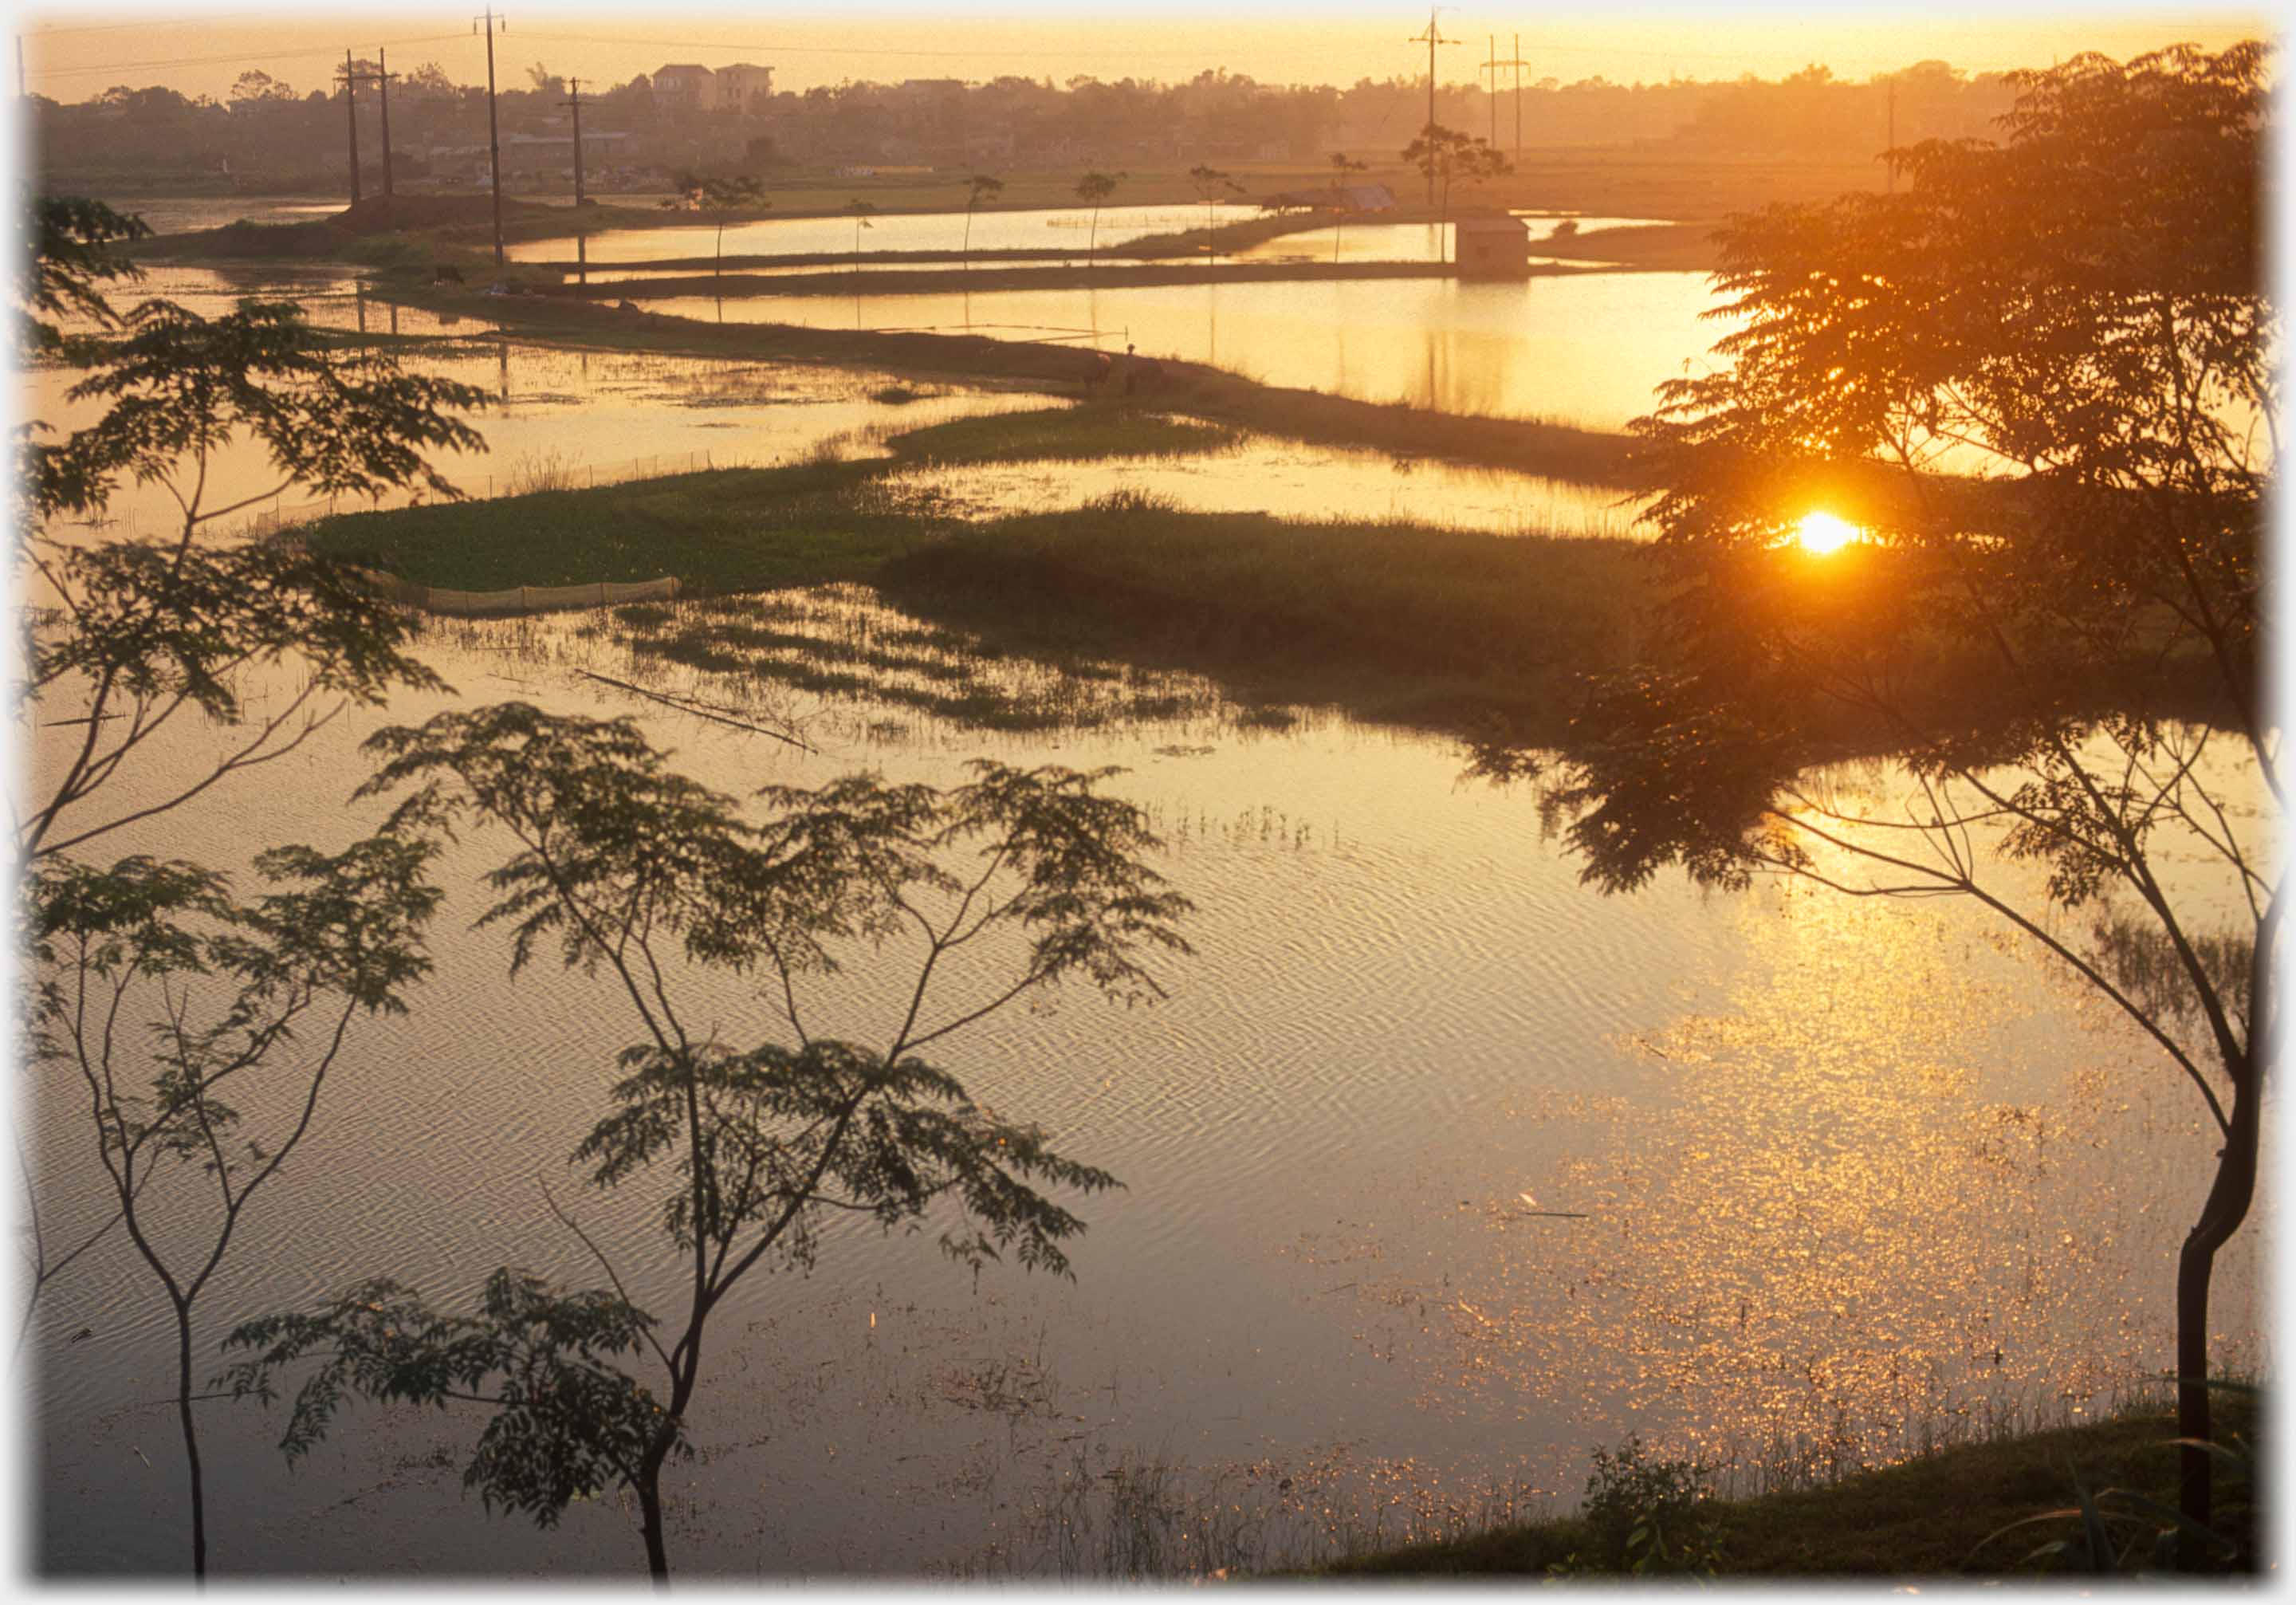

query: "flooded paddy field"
left=23, top=583, right=2268, bottom=1577
left=27, top=266, right=1060, bottom=542
left=634, top=270, right=1721, bottom=429
left=879, top=438, right=1645, bottom=537
left=33, top=265, right=1657, bottom=549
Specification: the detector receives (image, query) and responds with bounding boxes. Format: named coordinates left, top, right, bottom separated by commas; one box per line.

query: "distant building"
left=715, top=63, right=773, bottom=111
left=1455, top=213, right=1531, bottom=277
left=650, top=64, right=717, bottom=110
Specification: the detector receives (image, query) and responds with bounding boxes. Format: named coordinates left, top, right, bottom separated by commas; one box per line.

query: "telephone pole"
left=375, top=49, right=397, bottom=197
left=475, top=6, right=505, bottom=266
left=560, top=76, right=586, bottom=205
left=1496, top=34, right=1532, bottom=163
left=1406, top=6, right=1459, bottom=205
left=1484, top=37, right=1496, bottom=147
left=337, top=49, right=362, bottom=203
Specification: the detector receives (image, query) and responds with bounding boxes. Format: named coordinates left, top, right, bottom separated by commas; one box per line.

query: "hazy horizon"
left=17, top=3, right=2270, bottom=108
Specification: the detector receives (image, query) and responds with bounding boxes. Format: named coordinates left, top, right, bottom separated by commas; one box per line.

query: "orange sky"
left=15, top=3, right=2273, bottom=104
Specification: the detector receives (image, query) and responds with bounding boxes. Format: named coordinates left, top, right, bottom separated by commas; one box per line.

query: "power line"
left=25, top=33, right=465, bottom=82
left=26, top=13, right=277, bottom=41
left=511, top=26, right=1274, bottom=65
left=1486, top=34, right=1532, bottom=161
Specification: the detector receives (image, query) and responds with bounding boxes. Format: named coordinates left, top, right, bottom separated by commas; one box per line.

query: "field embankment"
left=382, top=285, right=1648, bottom=484
left=551, top=258, right=1606, bottom=299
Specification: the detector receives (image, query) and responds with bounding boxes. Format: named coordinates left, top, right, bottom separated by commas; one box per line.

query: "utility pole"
left=475, top=6, right=505, bottom=266
left=338, top=49, right=362, bottom=203
left=1501, top=33, right=1531, bottom=163
left=560, top=75, right=586, bottom=205
left=1484, top=36, right=1495, bottom=148
left=1406, top=6, right=1459, bottom=206
left=17, top=36, right=26, bottom=99
left=375, top=49, right=396, bottom=198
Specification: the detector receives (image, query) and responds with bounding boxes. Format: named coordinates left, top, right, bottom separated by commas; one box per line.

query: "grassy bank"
left=306, top=402, right=1649, bottom=741
left=874, top=498, right=1644, bottom=730
left=1319, top=1395, right=2261, bottom=1577
left=305, top=406, right=1239, bottom=594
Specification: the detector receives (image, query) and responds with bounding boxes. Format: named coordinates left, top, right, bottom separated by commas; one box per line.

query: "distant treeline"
left=33, top=58, right=2018, bottom=190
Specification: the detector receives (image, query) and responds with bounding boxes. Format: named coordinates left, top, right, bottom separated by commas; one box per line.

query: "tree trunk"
left=636, top=1464, right=670, bottom=1586
left=175, top=1304, right=207, bottom=1579
left=2175, top=1060, right=2258, bottom=1566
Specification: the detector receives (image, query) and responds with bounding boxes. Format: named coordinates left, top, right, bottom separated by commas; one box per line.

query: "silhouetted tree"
left=1478, top=42, right=2271, bottom=1556
left=222, top=705, right=1193, bottom=1580
left=1075, top=169, right=1123, bottom=266
left=847, top=196, right=877, bottom=277
left=31, top=838, right=439, bottom=1577
left=1327, top=151, right=1368, bottom=263
left=17, top=201, right=486, bottom=1575
left=1187, top=163, right=1244, bottom=265
left=1401, top=124, right=1507, bottom=262
left=961, top=171, right=1002, bottom=272
left=659, top=171, right=767, bottom=286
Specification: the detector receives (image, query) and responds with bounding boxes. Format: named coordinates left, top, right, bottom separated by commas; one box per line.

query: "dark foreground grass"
left=1323, top=1398, right=2262, bottom=1578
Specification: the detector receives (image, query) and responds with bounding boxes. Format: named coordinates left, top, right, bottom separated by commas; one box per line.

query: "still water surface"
left=507, top=203, right=1265, bottom=266
left=641, top=271, right=1721, bottom=428
left=37, top=264, right=1671, bottom=541
left=25, top=593, right=2267, bottom=1576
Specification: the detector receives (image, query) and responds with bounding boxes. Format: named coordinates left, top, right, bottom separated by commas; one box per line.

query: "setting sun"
left=1795, top=511, right=1862, bottom=555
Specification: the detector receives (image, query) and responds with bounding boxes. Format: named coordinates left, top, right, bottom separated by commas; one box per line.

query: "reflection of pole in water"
left=497, top=334, right=510, bottom=403
left=354, top=281, right=368, bottom=336
left=389, top=301, right=399, bottom=337
left=576, top=231, right=587, bottom=287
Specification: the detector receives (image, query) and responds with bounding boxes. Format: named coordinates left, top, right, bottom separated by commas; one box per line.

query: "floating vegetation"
left=607, top=584, right=1247, bottom=735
